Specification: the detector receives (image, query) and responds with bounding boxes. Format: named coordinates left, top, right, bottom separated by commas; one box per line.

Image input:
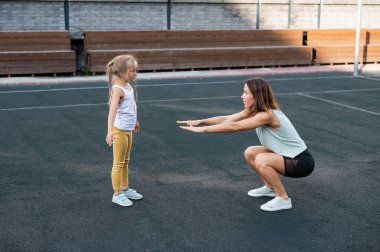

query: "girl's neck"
left=114, top=77, right=129, bottom=87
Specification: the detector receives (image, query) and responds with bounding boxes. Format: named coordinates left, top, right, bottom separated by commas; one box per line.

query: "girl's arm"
left=177, top=109, right=250, bottom=126
left=179, top=111, right=271, bottom=133
left=106, top=88, right=123, bottom=146
left=134, top=121, right=140, bottom=133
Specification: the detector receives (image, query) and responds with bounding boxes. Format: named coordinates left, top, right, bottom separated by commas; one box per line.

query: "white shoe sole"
left=248, top=191, right=276, bottom=197
left=260, top=204, right=292, bottom=211
left=112, top=199, right=133, bottom=207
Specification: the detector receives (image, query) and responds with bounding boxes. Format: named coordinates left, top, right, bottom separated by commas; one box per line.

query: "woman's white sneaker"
left=122, top=188, right=143, bottom=200
left=248, top=185, right=276, bottom=197
left=112, top=194, right=133, bottom=207
left=260, top=196, right=292, bottom=211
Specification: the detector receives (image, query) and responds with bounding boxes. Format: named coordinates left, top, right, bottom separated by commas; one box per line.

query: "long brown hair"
left=244, top=77, right=280, bottom=115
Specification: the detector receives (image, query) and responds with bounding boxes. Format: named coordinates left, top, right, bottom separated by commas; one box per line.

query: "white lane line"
left=0, top=76, right=352, bottom=94
left=358, top=75, right=380, bottom=82
left=138, top=95, right=239, bottom=103
left=0, top=81, right=235, bottom=94
left=0, top=97, right=241, bottom=111
left=0, top=103, right=108, bottom=111
left=276, top=87, right=380, bottom=95
left=1, top=87, right=379, bottom=112
left=0, top=86, right=106, bottom=94
left=297, top=93, right=380, bottom=116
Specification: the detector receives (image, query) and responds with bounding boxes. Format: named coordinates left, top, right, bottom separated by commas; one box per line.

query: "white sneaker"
left=122, top=188, right=143, bottom=200
left=260, top=196, right=292, bottom=211
left=112, top=194, right=133, bottom=207
left=248, top=185, right=276, bottom=197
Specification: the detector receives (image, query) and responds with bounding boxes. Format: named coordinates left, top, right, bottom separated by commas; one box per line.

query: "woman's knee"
left=244, top=146, right=260, bottom=161
left=255, top=154, right=269, bottom=170
left=255, top=153, right=285, bottom=176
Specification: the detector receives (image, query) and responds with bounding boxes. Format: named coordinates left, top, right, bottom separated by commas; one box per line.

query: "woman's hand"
left=179, top=125, right=205, bottom=133
left=106, top=131, right=114, bottom=146
left=176, top=120, right=201, bottom=126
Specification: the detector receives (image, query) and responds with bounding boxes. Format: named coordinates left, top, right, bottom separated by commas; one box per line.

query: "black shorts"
left=284, top=149, right=315, bottom=178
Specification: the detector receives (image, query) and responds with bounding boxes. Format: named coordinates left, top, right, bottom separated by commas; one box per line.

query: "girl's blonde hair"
left=105, top=54, right=138, bottom=103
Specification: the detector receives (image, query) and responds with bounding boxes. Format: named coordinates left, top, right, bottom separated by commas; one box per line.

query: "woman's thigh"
left=245, top=146, right=271, bottom=159
left=255, top=152, right=285, bottom=175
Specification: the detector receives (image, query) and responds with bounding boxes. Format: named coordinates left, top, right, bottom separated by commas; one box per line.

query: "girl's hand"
left=177, top=120, right=201, bottom=126
left=106, top=132, right=114, bottom=146
left=134, top=121, right=140, bottom=133
left=179, top=125, right=205, bottom=133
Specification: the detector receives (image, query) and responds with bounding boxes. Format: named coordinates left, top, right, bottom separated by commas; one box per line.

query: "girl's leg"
left=111, top=127, right=128, bottom=195
left=244, top=146, right=274, bottom=188
left=121, top=131, right=133, bottom=191
left=255, top=152, right=288, bottom=199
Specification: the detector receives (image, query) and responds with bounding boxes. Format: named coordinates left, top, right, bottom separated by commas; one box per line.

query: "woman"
left=177, top=77, right=314, bottom=211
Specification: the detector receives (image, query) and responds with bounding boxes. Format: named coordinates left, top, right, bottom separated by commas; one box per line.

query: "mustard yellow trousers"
left=111, top=126, right=133, bottom=191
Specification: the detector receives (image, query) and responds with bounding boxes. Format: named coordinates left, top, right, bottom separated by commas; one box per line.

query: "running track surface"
left=1, top=67, right=379, bottom=251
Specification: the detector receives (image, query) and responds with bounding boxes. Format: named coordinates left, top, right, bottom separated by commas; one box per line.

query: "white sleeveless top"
left=256, top=110, right=307, bottom=158
left=113, top=84, right=137, bottom=131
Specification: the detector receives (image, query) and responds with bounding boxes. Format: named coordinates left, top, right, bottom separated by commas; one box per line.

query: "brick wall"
left=0, top=1, right=65, bottom=31
left=1, top=0, right=379, bottom=37
left=69, top=2, right=167, bottom=37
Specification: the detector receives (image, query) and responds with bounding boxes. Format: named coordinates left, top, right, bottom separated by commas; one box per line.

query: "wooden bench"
left=84, top=30, right=312, bottom=73
left=307, top=29, right=380, bottom=65
left=0, top=31, right=76, bottom=76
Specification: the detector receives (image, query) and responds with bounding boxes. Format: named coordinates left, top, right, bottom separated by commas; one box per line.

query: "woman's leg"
left=255, top=152, right=288, bottom=199
left=121, top=131, right=133, bottom=191
left=244, top=146, right=273, bottom=187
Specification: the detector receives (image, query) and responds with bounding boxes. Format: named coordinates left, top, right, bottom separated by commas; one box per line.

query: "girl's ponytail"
left=105, top=58, right=115, bottom=105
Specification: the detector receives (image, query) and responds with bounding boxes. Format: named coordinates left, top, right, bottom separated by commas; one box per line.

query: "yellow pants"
left=111, top=126, right=133, bottom=191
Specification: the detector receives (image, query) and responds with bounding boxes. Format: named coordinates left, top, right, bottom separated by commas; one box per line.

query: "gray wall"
left=1, top=0, right=380, bottom=38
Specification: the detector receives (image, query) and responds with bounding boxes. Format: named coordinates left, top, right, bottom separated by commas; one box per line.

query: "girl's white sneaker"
left=122, top=188, right=143, bottom=200
left=260, top=196, right=292, bottom=211
left=112, top=194, right=133, bottom=207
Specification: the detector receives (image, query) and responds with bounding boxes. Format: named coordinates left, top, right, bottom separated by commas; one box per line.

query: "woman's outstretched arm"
left=177, top=109, right=250, bottom=126
left=179, top=111, right=271, bottom=133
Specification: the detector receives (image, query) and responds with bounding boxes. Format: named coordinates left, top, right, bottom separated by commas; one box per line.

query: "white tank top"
left=113, top=84, right=137, bottom=131
left=256, top=110, right=307, bottom=158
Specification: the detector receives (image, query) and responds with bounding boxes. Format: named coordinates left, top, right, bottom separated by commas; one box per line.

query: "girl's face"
left=122, top=67, right=137, bottom=83
left=241, top=84, right=254, bottom=109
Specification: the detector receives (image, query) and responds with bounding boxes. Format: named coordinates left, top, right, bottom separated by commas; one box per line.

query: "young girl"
left=178, top=77, right=315, bottom=211
left=105, top=54, right=143, bottom=207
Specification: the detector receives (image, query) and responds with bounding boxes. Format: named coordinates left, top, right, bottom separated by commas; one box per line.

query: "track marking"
left=1, top=87, right=379, bottom=112
left=358, top=75, right=380, bottom=82
left=297, top=93, right=380, bottom=116
left=0, top=76, right=352, bottom=94
left=0, top=86, right=105, bottom=94
left=0, top=103, right=108, bottom=111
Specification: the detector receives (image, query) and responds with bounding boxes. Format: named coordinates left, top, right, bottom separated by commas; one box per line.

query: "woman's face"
left=241, top=84, right=254, bottom=109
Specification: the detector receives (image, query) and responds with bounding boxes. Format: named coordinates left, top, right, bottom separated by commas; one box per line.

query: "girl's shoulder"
left=111, top=85, right=125, bottom=98
left=114, top=83, right=132, bottom=92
